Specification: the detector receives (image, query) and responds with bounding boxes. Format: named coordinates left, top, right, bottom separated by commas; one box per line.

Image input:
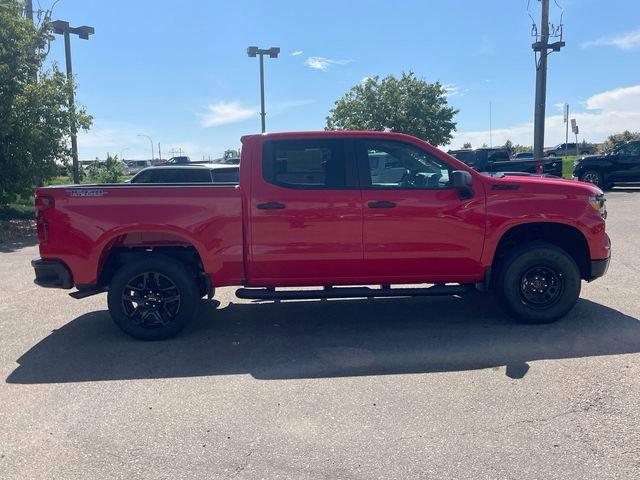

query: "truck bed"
left=36, top=184, right=245, bottom=286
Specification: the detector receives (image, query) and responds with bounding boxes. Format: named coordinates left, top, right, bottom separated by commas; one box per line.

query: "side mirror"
left=451, top=170, right=473, bottom=199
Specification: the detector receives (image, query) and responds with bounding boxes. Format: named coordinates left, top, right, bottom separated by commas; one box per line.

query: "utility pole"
left=532, top=0, right=564, bottom=173
left=158, top=142, right=162, bottom=161
left=25, top=0, right=34, bottom=22
left=246, top=46, right=280, bottom=133
left=25, top=0, right=37, bottom=83
left=52, top=21, right=95, bottom=184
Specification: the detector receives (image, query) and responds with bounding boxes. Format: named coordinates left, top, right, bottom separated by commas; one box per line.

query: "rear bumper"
left=589, top=257, right=610, bottom=281
left=31, top=258, right=74, bottom=289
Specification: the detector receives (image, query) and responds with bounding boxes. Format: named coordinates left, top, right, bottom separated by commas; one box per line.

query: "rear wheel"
left=107, top=255, right=199, bottom=340
left=494, top=242, right=581, bottom=324
left=579, top=170, right=602, bottom=188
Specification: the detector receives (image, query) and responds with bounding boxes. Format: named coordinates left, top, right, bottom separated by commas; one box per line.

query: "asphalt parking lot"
left=1, top=189, right=639, bottom=479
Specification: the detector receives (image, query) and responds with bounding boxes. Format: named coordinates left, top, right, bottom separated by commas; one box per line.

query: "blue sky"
left=42, top=0, right=640, bottom=160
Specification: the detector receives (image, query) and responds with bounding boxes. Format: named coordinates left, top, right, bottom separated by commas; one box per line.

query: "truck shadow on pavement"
left=7, top=294, right=640, bottom=384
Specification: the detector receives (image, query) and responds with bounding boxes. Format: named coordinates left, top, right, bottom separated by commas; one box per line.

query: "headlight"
left=589, top=194, right=607, bottom=219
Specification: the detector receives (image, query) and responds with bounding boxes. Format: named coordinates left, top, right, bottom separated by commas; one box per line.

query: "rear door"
left=356, top=138, right=486, bottom=282
left=248, top=137, right=362, bottom=284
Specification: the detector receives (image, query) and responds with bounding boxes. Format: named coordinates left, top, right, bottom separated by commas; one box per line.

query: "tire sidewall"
left=495, top=243, right=581, bottom=323
left=107, top=255, right=199, bottom=340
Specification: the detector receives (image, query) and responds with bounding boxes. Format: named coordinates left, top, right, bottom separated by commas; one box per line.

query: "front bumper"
left=31, top=258, right=74, bottom=289
left=589, top=257, right=610, bottom=281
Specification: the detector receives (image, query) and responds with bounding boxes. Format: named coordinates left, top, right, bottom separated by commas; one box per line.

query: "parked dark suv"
left=574, top=140, right=640, bottom=189
left=448, top=147, right=562, bottom=177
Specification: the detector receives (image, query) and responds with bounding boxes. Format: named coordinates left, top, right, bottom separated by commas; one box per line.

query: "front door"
left=248, top=138, right=362, bottom=285
left=356, top=139, right=486, bottom=283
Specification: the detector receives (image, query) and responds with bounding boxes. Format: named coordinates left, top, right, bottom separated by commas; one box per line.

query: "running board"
left=236, top=284, right=473, bottom=301
left=69, top=287, right=107, bottom=299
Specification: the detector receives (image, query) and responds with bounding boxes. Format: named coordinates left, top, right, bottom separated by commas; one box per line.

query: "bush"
left=86, top=155, right=124, bottom=183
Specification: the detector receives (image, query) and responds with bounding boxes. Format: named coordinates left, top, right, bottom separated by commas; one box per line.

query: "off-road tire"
left=107, top=255, right=199, bottom=340
left=494, top=242, right=581, bottom=324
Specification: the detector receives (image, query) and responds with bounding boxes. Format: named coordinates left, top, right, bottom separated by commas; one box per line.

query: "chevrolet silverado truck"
left=448, top=147, right=563, bottom=177
left=32, top=131, right=611, bottom=340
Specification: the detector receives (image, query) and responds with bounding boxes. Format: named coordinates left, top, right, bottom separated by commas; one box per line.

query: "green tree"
left=326, top=72, right=458, bottom=146
left=512, top=144, right=533, bottom=154
left=504, top=139, right=514, bottom=151
left=462, top=142, right=472, bottom=149
left=603, top=130, right=640, bottom=153
left=86, top=155, right=123, bottom=183
left=0, top=0, right=91, bottom=204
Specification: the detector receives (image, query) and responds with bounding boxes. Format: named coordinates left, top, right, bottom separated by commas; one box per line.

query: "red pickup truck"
left=32, top=131, right=611, bottom=340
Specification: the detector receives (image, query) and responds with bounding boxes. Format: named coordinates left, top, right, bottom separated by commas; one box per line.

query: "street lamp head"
left=268, top=47, right=280, bottom=58
left=247, top=46, right=258, bottom=57
left=73, top=26, right=95, bottom=40
left=51, top=20, right=69, bottom=34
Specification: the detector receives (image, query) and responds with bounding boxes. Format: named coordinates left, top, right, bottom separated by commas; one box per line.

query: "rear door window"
left=262, top=139, right=356, bottom=188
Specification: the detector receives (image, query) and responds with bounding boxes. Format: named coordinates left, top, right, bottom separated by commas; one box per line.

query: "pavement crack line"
left=397, top=409, right=581, bottom=442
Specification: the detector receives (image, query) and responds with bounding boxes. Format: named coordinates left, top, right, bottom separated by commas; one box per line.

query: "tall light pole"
left=137, top=134, right=155, bottom=161
left=531, top=0, right=564, bottom=172
left=52, top=20, right=94, bottom=184
left=247, top=46, right=280, bottom=133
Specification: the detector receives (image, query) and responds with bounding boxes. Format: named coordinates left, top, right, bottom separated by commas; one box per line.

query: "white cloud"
left=553, top=102, right=566, bottom=112
left=582, top=28, right=640, bottom=50
left=444, top=83, right=470, bottom=97
left=76, top=120, right=234, bottom=161
left=305, top=56, right=352, bottom=71
left=585, top=85, right=640, bottom=112
left=291, top=50, right=303, bottom=56
left=77, top=121, right=155, bottom=160
left=200, top=99, right=313, bottom=128
left=448, top=84, right=640, bottom=149
left=201, top=101, right=256, bottom=127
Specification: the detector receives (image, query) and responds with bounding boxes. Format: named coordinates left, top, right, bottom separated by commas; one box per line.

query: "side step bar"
left=236, top=284, right=473, bottom=301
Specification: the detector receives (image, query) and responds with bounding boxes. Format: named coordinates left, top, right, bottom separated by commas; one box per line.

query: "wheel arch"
left=489, top=221, right=591, bottom=282
left=92, top=228, right=210, bottom=292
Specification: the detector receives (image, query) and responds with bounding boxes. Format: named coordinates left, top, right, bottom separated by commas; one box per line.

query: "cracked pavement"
left=1, top=189, right=639, bottom=479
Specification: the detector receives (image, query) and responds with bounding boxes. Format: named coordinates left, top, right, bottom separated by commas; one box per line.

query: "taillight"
left=35, top=195, right=54, bottom=244
left=35, top=195, right=54, bottom=212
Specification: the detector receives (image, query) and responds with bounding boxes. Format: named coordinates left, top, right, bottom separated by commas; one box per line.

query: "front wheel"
left=494, top=243, right=581, bottom=324
left=107, top=255, right=199, bottom=340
